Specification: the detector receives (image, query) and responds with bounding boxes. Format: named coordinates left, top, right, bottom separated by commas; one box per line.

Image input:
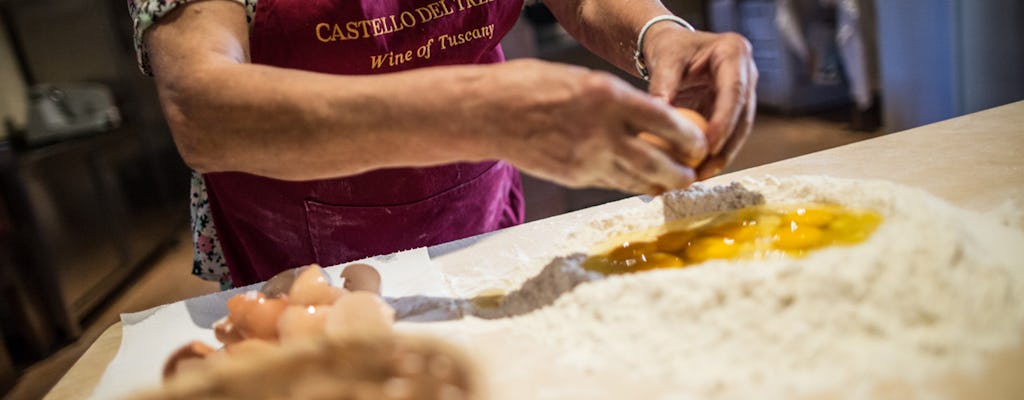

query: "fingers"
left=703, top=34, right=755, bottom=156
left=646, top=32, right=755, bottom=172
left=618, top=92, right=708, bottom=168
left=606, top=162, right=663, bottom=195
left=503, top=67, right=708, bottom=196
left=697, top=85, right=756, bottom=180
left=595, top=74, right=704, bottom=193
left=612, top=137, right=698, bottom=194
left=644, top=39, right=710, bottom=168
left=647, top=52, right=685, bottom=104
left=707, top=63, right=747, bottom=155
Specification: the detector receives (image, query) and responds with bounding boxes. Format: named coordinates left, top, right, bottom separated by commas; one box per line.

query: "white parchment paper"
left=88, top=195, right=652, bottom=400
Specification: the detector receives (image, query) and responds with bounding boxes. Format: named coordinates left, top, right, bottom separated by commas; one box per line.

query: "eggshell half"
left=340, top=263, right=382, bottom=295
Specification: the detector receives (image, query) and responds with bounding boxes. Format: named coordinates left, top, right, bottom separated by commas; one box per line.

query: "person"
left=127, top=0, right=757, bottom=288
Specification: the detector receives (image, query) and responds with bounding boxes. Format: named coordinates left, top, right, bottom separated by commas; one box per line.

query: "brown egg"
left=637, top=107, right=710, bottom=168
left=278, top=304, right=329, bottom=342
left=340, top=263, right=383, bottom=294
left=163, top=340, right=216, bottom=380
left=675, top=107, right=709, bottom=133
left=212, top=316, right=244, bottom=346
left=239, top=295, right=289, bottom=340
left=289, top=264, right=346, bottom=306
left=259, top=267, right=303, bottom=299
left=226, top=291, right=264, bottom=322
left=325, top=292, right=395, bottom=339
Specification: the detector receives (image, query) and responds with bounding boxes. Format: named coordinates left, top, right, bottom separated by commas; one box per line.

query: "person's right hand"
left=473, top=59, right=708, bottom=195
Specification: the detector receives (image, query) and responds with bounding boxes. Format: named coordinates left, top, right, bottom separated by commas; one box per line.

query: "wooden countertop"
left=45, top=101, right=1024, bottom=399
left=45, top=323, right=122, bottom=400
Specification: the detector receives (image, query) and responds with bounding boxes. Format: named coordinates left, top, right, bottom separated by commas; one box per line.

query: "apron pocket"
left=304, top=162, right=517, bottom=266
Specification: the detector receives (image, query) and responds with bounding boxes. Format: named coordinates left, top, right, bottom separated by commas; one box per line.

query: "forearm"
left=144, top=0, right=520, bottom=181
left=144, top=0, right=710, bottom=192
left=157, top=62, right=503, bottom=180
left=544, top=0, right=675, bottom=76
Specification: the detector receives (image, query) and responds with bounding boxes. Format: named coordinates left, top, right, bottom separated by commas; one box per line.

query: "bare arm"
left=147, top=0, right=705, bottom=193
left=148, top=1, right=493, bottom=180
left=541, top=0, right=672, bottom=75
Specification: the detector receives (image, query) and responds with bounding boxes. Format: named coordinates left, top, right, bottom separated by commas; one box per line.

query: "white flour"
left=456, top=176, right=1024, bottom=398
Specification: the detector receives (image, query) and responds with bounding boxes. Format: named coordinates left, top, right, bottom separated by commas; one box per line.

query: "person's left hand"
left=642, top=27, right=758, bottom=180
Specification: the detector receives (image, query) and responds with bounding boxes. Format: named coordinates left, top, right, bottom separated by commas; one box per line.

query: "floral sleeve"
left=127, top=0, right=256, bottom=75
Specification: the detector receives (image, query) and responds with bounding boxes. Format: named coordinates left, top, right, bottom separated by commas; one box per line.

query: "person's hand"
left=477, top=59, right=708, bottom=195
left=643, top=27, right=758, bottom=180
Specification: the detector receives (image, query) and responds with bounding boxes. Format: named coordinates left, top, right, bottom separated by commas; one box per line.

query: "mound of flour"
left=486, top=176, right=1024, bottom=398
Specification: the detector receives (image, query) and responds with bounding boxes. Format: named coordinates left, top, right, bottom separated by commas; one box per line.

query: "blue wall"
left=877, top=0, right=1024, bottom=131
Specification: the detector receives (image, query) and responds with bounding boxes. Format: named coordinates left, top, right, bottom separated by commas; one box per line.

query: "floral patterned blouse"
left=128, top=0, right=259, bottom=289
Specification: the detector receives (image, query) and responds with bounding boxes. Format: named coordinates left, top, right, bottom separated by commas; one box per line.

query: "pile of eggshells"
left=163, top=263, right=394, bottom=379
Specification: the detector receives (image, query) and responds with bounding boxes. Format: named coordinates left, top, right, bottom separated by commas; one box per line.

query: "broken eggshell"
left=225, top=291, right=289, bottom=341
left=340, top=263, right=382, bottom=294
left=277, top=304, right=329, bottom=342
left=289, top=264, right=346, bottom=306
left=260, top=264, right=331, bottom=299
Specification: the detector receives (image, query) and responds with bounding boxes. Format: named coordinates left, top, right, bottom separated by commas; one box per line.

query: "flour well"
left=461, top=176, right=1024, bottom=398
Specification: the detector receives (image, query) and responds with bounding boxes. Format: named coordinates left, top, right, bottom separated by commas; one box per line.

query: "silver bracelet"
left=633, top=15, right=696, bottom=81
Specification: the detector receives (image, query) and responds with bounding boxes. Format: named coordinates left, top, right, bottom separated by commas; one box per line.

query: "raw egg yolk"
left=582, top=204, right=882, bottom=275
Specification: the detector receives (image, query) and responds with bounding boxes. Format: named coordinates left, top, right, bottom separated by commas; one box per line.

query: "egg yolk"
left=582, top=204, right=882, bottom=275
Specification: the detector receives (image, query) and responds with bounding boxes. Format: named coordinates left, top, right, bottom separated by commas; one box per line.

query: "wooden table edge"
left=44, top=322, right=123, bottom=400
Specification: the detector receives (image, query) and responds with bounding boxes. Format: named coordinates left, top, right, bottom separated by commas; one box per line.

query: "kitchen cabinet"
left=0, top=124, right=189, bottom=365
left=0, top=0, right=191, bottom=368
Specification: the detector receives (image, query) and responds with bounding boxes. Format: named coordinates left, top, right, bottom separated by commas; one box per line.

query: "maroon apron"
left=205, top=0, right=525, bottom=286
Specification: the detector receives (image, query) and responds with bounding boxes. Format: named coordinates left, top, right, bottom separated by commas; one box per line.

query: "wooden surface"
left=45, top=101, right=1024, bottom=399
left=45, top=323, right=122, bottom=400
